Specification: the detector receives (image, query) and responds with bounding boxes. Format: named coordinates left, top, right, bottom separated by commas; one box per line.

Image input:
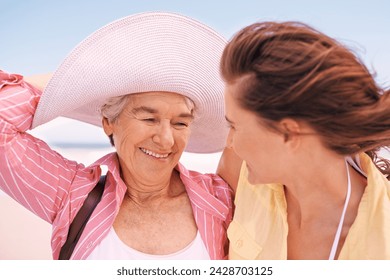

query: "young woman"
left=218, top=21, right=390, bottom=259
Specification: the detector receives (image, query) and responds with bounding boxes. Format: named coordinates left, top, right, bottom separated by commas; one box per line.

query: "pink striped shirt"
left=0, top=70, right=233, bottom=260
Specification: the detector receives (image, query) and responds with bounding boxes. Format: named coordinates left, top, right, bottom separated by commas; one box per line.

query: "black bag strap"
left=59, top=175, right=106, bottom=260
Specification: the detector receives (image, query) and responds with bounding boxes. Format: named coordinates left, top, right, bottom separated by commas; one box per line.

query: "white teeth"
left=140, top=148, right=169, bottom=158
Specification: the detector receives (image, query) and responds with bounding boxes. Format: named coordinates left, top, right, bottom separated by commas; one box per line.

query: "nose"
left=153, top=121, right=174, bottom=148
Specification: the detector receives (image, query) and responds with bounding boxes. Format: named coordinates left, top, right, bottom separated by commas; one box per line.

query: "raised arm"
left=0, top=70, right=92, bottom=223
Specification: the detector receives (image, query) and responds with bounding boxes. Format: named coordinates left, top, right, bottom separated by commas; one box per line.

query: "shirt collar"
left=91, top=153, right=229, bottom=220
left=176, top=162, right=230, bottom=220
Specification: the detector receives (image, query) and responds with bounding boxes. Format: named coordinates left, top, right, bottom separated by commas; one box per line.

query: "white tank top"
left=86, top=228, right=210, bottom=260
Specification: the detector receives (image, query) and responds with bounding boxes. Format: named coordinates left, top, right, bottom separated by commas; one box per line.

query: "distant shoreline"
left=50, top=142, right=112, bottom=149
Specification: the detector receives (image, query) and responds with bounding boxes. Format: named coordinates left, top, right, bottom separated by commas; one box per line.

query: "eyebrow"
left=132, top=106, right=194, bottom=119
left=132, top=106, right=158, bottom=114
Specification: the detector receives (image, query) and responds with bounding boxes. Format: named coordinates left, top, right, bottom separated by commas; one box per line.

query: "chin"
left=247, top=170, right=275, bottom=185
left=247, top=171, right=261, bottom=185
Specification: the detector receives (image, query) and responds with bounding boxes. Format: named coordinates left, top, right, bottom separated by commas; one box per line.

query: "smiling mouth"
left=140, top=148, right=170, bottom=159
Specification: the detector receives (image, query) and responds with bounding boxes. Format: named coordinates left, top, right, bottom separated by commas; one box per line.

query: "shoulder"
left=177, top=163, right=233, bottom=202
left=185, top=165, right=231, bottom=191
left=360, top=153, right=390, bottom=190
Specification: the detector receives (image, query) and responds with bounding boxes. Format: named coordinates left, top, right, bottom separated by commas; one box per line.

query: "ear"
left=102, top=117, right=114, bottom=137
left=279, top=118, right=302, bottom=148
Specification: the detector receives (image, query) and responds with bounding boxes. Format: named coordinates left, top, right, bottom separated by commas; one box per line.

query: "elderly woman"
left=0, top=12, right=232, bottom=260
left=218, top=21, right=390, bottom=259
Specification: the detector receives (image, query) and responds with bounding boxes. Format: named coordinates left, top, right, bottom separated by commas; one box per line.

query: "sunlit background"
left=1, top=0, right=389, bottom=259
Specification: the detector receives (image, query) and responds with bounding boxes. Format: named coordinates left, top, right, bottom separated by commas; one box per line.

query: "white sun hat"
left=32, top=12, right=228, bottom=153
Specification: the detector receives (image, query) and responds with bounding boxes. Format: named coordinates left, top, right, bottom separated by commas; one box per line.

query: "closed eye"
left=173, top=122, right=189, bottom=128
left=225, top=116, right=235, bottom=130
left=143, top=118, right=157, bottom=123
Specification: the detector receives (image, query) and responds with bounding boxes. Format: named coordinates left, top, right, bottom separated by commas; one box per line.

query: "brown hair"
left=221, top=21, right=390, bottom=177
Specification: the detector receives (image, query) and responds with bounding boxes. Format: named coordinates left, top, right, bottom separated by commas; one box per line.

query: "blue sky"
left=2, top=0, right=389, bottom=82
left=1, top=0, right=389, bottom=148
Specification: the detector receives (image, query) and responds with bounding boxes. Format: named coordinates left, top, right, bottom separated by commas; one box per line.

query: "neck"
left=124, top=169, right=183, bottom=204
left=284, top=153, right=365, bottom=226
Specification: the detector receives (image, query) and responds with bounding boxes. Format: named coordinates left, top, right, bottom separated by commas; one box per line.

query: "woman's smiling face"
left=103, top=91, right=194, bottom=184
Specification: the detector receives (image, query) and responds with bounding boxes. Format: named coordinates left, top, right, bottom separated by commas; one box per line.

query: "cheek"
left=175, top=129, right=191, bottom=147
left=114, top=135, right=132, bottom=156
left=231, top=131, right=253, bottom=156
left=113, top=125, right=141, bottom=150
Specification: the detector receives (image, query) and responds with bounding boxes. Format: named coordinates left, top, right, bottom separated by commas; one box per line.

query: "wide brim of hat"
left=32, top=12, right=228, bottom=153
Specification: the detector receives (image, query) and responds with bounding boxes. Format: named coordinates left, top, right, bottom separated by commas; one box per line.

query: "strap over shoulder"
left=59, top=175, right=106, bottom=260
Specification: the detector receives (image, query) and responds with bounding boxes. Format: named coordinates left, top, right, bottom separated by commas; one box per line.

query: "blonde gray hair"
left=100, top=93, right=197, bottom=123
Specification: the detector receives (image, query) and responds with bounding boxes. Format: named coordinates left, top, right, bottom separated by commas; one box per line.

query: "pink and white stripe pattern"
left=0, top=71, right=233, bottom=260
